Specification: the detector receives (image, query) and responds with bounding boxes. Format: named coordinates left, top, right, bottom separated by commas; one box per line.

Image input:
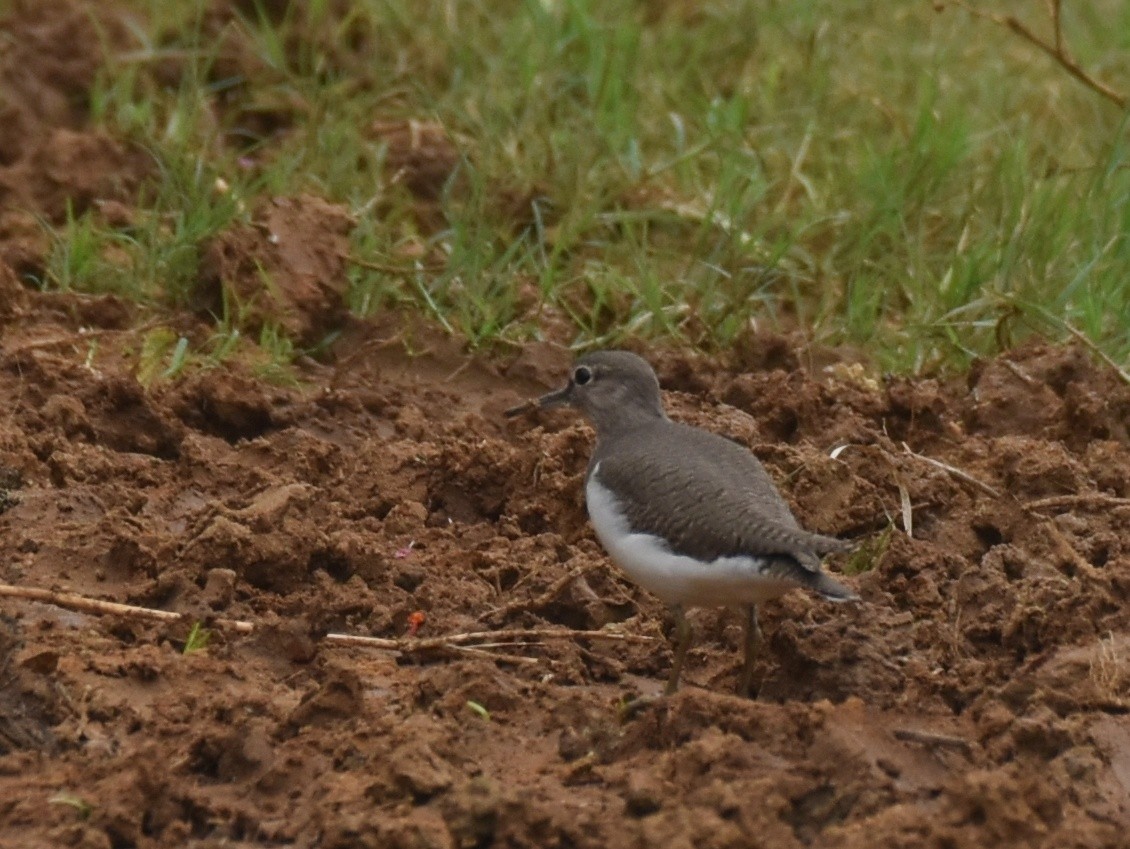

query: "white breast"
left=584, top=463, right=797, bottom=608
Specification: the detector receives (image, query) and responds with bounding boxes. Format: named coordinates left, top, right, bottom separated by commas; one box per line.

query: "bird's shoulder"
left=599, top=418, right=761, bottom=468
left=599, top=419, right=794, bottom=515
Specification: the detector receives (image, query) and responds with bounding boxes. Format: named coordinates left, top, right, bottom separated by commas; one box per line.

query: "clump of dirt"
left=199, top=195, right=354, bottom=344
left=0, top=263, right=30, bottom=322
left=0, top=0, right=154, bottom=282
left=370, top=119, right=462, bottom=200
left=0, top=0, right=129, bottom=159
left=2, top=287, right=1128, bottom=847
left=1, top=129, right=152, bottom=224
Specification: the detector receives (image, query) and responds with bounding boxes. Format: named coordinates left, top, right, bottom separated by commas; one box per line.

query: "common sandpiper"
left=507, top=349, right=857, bottom=697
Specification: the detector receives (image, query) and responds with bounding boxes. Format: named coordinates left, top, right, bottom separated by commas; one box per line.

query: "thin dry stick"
left=339, top=251, right=447, bottom=275
left=999, top=294, right=1130, bottom=386
left=6, top=318, right=169, bottom=355
left=938, top=0, right=1127, bottom=109
left=483, top=562, right=597, bottom=623
left=893, top=727, right=972, bottom=752
left=324, top=628, right=656, bottom=651
left=901, top=443, right=1003, bottom=499
left=1060, top=321, right=1130, bottom=386
left=832, top=442, right=968, bottom=529
left=1040, top=520, right=1102, bottom=579
left=0, top=584, right=655, bottom=653
left=1026, top=493, right=1130, bottom=512
left=439, top=644, right=541, bottom=666
left=0, top=585, right=254, bottom=633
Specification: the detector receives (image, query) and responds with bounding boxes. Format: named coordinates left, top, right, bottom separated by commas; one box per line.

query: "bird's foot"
left=618, top=692, right=667, bottom=721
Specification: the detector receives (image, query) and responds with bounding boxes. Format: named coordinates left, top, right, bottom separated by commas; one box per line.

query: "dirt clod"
left=199, top=195, right=353, bottom=344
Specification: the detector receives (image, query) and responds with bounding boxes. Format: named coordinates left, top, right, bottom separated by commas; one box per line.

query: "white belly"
left=585, top=466, right=796, bottom=608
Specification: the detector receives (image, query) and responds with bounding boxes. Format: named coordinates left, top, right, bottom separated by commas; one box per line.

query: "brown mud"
left=2, top=2, right=1130, bottom=847
left=2, top=293, right=1128, bottom=849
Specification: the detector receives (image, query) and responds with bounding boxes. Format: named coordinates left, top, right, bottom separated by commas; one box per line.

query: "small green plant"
left=842, top=525, right=893, bottom=576
left=183, top=621, right=212, bottom=654
left=254, top=323, right=301, bottom=384
left=136, top=328, right=192, bottom=385
left=163, top=336, right=191, bottom=379
left=49, top=792, right=93, bottom=819
left=465, top=700, right=491, bottom=722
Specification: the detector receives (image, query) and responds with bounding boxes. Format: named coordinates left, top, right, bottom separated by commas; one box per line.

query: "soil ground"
left=2, top=2, right=1130, bottom=848
left=2, top=294, right=1129, bottom=849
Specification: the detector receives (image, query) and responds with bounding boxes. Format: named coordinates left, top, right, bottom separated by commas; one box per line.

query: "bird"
left=506, top=349, right=857, bottom=697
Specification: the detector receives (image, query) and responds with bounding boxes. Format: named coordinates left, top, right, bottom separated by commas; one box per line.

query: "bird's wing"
left=593, top=429, right=845, bottom=570
left=686, top=428, right=852, bottom=560
left=684, top=425, right=804, bottom=530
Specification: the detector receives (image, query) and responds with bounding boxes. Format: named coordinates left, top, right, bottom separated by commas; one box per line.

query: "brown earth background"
left=2, top=2, right=1130, bottom=848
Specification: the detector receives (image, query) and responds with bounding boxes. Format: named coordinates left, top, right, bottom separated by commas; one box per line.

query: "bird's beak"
left=504, top=382, right=573, bottom=418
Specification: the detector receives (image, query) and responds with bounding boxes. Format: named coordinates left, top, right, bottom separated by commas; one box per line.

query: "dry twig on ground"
left=1059, top=321, right=1130, bottom=386
left=0, top=585, right=254, bottom=633
left=0, top=583, right=655, bottom=662
left=1025, top=493, right=1130, bottom=512
left=482, top=562, right=598, bottom=624
left=936, top=0, right=1127, bottom=109
left=893, top=727, right=973, bottom=752
left=901, top=442, right=1003, bottom=499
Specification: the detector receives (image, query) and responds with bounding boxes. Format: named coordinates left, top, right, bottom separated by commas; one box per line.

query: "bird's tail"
left=771, top=553, right=859, bottom=601
left=813, top=570, right=858, bottom=602
left=811, top=533, right=859, bottom=600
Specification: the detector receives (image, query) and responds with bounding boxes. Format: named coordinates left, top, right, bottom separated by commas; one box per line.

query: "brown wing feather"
left=592, top=421, right=848, bottom=569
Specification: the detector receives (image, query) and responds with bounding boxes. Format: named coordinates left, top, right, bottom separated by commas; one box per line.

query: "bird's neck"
left=590, top=406, right=668, bottom=448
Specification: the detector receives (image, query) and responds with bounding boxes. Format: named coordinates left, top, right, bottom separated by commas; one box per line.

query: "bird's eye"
left=573, top=366, right=593, bottom=386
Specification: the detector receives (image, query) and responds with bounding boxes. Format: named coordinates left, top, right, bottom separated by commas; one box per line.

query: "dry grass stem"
left=0, top=584, right=655, bottom=657
left=1060, top=321, right=1130, bottom=386
left=893, top=727, right=973, bottom=752
left=937, top=0, right=1127, bottom=108
left=900, top=443, right=1002, bottom=498
left=1026, top=493, right=1130, bottom=512
left=1038, top=521, right=1103, bottom=580
left=483, top=562, right=598, bottom=623
left=340, top=251, right=447, bottom=275
left=897, top=478, right=914, bottom=538
left=440, top=644, right=542, bottom=665
left=325, top=627, right=657, bottom=651
left=0, top=584, right=255, bottom=633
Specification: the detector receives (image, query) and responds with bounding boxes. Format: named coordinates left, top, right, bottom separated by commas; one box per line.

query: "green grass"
left=41, top=0, right=1130, bottom=372
left=182, top=620, right=212, bottom=654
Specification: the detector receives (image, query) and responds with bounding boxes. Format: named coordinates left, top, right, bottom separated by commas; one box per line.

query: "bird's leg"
left=738, top=604, right=761, bottom=698
left=619, top=606, right=693, bottom=721
left=664, top=605, right=693, bottom=696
